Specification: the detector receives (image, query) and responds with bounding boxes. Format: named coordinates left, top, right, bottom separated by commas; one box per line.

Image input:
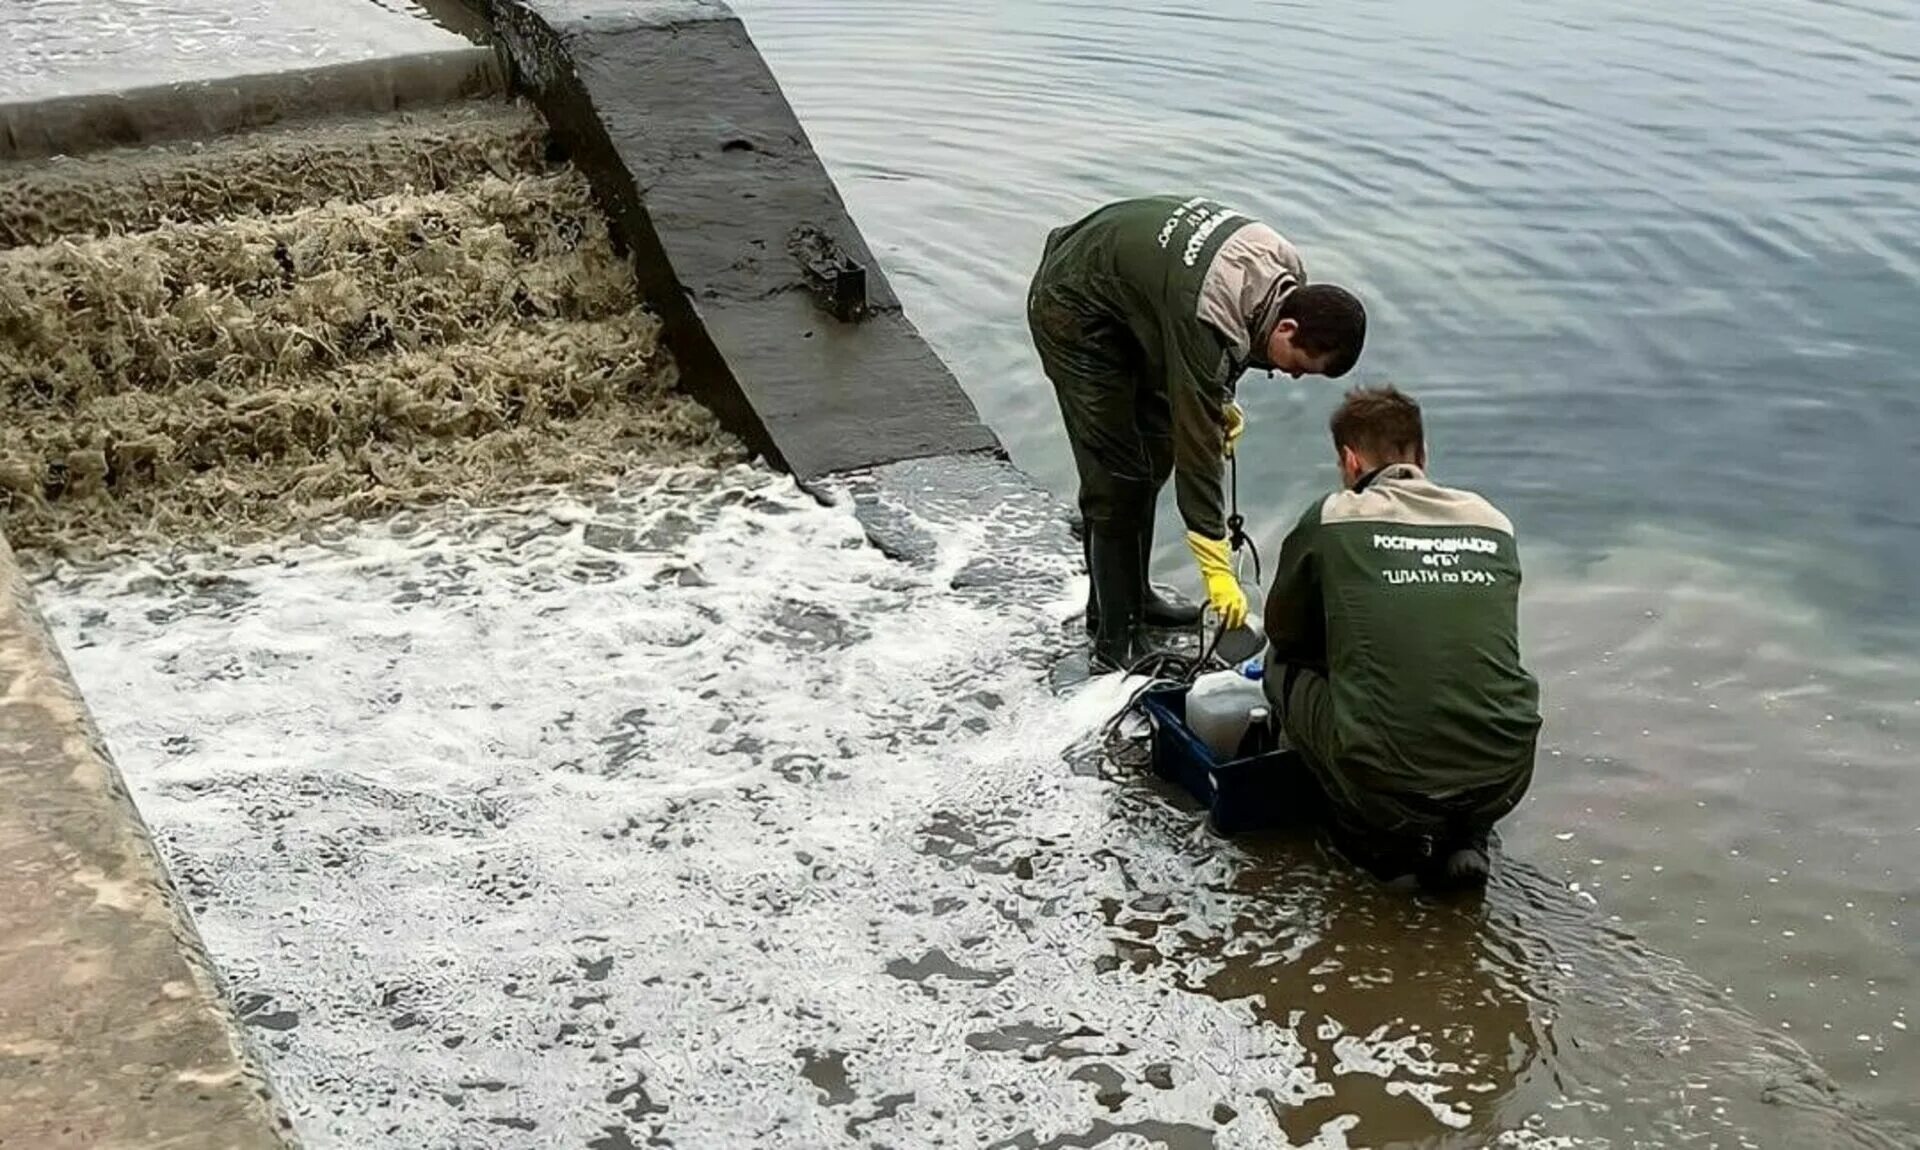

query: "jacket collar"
left=1243, top=275, right=1300, bottom=371
left=1352, top=462, right=1425, bottom=493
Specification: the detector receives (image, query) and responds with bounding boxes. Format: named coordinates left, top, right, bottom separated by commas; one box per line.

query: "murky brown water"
left=36, top=470, right=1920, bottom=1148
left=725, top=0, right=1920, bottom=1128
left=6, top=0, right=1916, bottom=1141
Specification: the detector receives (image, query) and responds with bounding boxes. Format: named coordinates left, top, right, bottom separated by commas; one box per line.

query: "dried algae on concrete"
left=0, top=99, right=737, bottom=560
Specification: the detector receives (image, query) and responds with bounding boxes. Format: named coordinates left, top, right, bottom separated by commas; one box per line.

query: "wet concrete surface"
left=0, top=534, right=294, bottom=1149
left=34, top=465, right=1918, bottom=1149
left=0, top=50, right=503, bottom=162
left=461, top=0, right=1003, bottom=478
left=1, top=0, right=474, bottom=105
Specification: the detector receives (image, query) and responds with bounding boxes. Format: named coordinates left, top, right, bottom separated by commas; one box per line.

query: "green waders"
left=1268, top=664, right=1508, bottom=886
left=1027, top=274, right=1199, bottom=669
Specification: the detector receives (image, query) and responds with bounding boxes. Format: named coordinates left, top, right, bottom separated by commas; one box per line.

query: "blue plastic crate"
left=1138, top=684, right=1304, bottom=835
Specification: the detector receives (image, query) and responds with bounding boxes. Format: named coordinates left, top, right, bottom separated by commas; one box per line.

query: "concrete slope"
left=0, top=532, right=295, bottom=1149
left=464, top=0, right=1005, bottom=480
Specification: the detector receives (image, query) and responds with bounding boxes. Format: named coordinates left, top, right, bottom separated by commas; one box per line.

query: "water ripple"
left=735, top=0, right=1920, bottom=1127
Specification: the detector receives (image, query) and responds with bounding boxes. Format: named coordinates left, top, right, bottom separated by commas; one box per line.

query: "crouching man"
left=1262, top=384, right=1542, bottom=888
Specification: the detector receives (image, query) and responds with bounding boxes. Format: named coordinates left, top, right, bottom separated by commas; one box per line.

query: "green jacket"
left=1264, top=463, right=1542, bottom=820
left=1032, top=195, right=1307, bottom=539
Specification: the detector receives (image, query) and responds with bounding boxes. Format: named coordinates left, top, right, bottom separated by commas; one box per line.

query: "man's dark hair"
left=1329, top=383, right=1424, bottom=464
left=1281, top=283, right=1367, bottom=377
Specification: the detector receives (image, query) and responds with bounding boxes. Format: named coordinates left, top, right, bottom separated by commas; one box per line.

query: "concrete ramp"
left=0, top=533, right=294, bottom=1149
left=466, top=0, right=1004, bottom=479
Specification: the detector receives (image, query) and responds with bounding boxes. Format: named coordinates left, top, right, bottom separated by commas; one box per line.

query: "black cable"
left=1225, top=454, right=1262, bottom=585
left=1096, top=605, right=1233, bottom=743
left=1096, top=456, right=1260, bottom=741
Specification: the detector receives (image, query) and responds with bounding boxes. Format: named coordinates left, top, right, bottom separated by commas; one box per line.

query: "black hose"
left=1096, top=608, right=1231, bottom=744
left=1226, top=453, right=1262, bottom=585
left=1097, top=457, right=1258, bottom=742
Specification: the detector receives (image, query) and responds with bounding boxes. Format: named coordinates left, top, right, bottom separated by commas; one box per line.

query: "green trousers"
left=1026, top=274, right=1171, bottom=530
left=1269, top=665, right=1522, bottom=879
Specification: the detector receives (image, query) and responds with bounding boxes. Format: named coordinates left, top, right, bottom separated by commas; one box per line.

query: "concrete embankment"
left=0, top=531, right=295, bottom=1149
left=2, top=2, right=1016, bottom=1143
left=1, top=80, right=734, bottom=1146
left=457, top=0, right=1005, bottom=482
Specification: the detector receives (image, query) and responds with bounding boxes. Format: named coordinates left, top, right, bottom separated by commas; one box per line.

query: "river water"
left=722, top=0, right=1920, bottom=1127
left=11, top=0, right=1919, bottom=1142
left=35, top=466, right=1918, bottom=1147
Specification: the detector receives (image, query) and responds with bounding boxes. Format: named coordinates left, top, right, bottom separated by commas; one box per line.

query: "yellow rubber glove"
left=1185, top=531, right=1249, bottom=628
left=1223, top=401, right=1245, bottom=458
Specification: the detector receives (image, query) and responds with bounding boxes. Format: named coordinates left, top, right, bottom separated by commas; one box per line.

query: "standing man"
left=1262, top=384, right=1542, bottom=889
left=1027, top=195, right=1367, bottom=670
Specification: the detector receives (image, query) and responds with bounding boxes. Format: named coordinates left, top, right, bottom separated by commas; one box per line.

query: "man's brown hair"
left=1329, top=383, right=1425, bottom=464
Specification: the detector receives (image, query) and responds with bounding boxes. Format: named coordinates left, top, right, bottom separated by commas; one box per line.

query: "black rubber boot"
left=1087, top=523, right=1148, bottom=673
left=1137, top=508, right=1202, bottom=629
left=1082, top=514, right=1200, bottom=634
left=1441, top=846, right=1491, bottom=886
left=1419, top=827, right=1492, bottom=893
left=1082, top=525, right=1100, bottom=637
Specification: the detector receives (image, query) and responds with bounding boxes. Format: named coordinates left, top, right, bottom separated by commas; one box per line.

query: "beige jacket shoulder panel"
left=1194, top=223, right=1306, bottom=361
left=1317, top=465, right=1515, bottom=535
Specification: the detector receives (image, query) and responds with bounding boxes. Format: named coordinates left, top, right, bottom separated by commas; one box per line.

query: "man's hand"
left=1185, top=531, right=1249, bottom=627
left=1223, top=401, right=1246, bottom=458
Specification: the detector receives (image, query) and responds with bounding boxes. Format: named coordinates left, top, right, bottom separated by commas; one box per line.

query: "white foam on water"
left=36, top=463, right=1912, bottom=1150
left=33, top=464, right=1331, bottom=1147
